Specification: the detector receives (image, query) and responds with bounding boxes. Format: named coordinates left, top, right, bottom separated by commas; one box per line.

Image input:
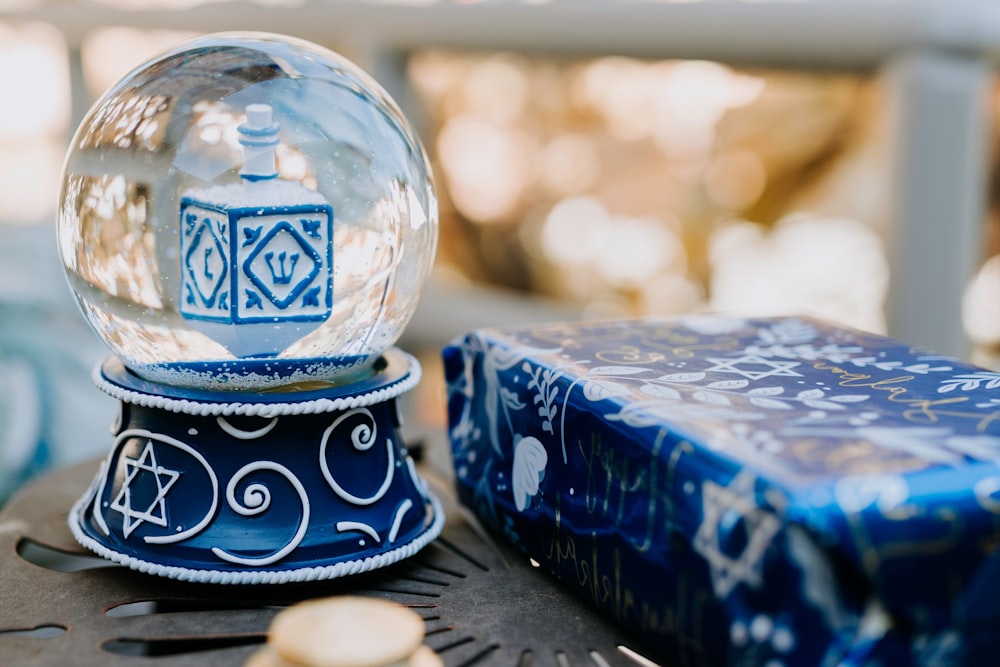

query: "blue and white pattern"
left=179, top=194, right=333, bottom=358
left=71, top=351, right=444, bottom=584
left=180, top=104, right=333, bottom=350
left=109, top=439, right=182, bottom=539
left=444, top=316, right=1000, bottom=666
left=180, top=205, right=332, bottom=324
left=178, top=106, right=334, bottom=360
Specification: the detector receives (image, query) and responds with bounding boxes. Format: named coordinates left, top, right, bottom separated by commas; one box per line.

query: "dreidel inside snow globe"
left=57, top=32, right=443, bottom=583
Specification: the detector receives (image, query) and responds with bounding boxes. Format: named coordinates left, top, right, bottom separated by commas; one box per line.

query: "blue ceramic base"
left=69, top=348, right=444, bottom=584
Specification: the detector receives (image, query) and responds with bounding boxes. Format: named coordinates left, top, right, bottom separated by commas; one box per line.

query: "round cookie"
left=243, top=645, right=298, bottom=667
left=407, top=645, right=444, bottom=667
left=270, top=596, right=425, bottom=667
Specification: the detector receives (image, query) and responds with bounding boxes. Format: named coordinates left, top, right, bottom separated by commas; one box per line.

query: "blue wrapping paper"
left=442, top=316, right=1000, bottom=666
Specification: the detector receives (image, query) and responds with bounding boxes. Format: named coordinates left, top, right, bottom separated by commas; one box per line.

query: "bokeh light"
left=0, top=21, right=995, bottom=368
left=410, top=49, right=905, bottom=345
left=0, top=22, right=68, bottom=225
left=707, top=215, right=888, bottom=332
left=963, top=254, right=1000, bottom=366
left=81, top=27, right=199, bottom=99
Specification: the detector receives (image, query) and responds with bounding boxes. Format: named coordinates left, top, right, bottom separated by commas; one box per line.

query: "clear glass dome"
left=57, top=32, right=438, bottom=391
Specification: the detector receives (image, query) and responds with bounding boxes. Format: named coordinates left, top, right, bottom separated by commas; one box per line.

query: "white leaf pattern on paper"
left=640, top=384, right=682, bottom=400
left=583, top=379, right=632, bottom=401
left=750, top=397, right=793, bottom=410
left=944, top=435, right=1000, bottom=464
left=803, top=400, right=845, bottom=410
left=512, top=436, right=548, bottom=512
left=658, top=372, right=706, bottom=382
left=499, top=387, right=526, bottom=410
left=939, top=372, right=1000, bottom=394
left=757, top=318, right=818, bottom=345
left=588, top=365, right=649, bottom=376
left=525, top=362, right=561, bottom=435
left=468, top=316, right=1000, bottom=485
left=748, top=386, right=785, bottom=396
left=829, top=395, right=869, bottom=403
left=480, top=338, right=562, bottom=457
left=834, top=474, right=909, bottom=514
left=693, top=391, right=731, bottom=406
left=707, top=379, right=750, bottom=390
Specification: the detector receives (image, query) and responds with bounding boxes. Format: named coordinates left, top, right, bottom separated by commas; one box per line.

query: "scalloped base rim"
left=130, top=354, right=373, bottom=392
left=68, top=492, right=445, bottom=584
left=94, top=348, right=422, bottom=417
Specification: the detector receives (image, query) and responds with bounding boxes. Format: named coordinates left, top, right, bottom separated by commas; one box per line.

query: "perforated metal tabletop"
left=0, top=457, right=661, bottom=667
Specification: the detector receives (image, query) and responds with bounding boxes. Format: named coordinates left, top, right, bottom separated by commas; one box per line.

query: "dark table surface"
left=0, top=458, right=660, bottom=667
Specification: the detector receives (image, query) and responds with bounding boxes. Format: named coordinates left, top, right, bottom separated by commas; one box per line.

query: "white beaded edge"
left=92, top=352, right=422, bottom=418
left=67, top=490, right=446, bottom=585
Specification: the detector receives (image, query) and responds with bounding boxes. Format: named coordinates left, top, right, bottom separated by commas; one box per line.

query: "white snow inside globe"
left=57, top=32, right=438, bottom=391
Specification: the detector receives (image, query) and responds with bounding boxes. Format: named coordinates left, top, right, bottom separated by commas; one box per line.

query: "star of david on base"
left=110, top=440, right=181, bottom=539
left=705, top=354, right=802, bottom=381
left=692, top=471, right=781, bottom=598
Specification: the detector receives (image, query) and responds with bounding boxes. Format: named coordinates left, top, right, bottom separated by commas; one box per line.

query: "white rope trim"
left=68, top=490, right=445, bottom=585
left=92, top=353, right=422, bottom=418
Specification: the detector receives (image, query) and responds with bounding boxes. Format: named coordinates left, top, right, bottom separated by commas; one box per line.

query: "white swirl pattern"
left=389, top=498, right=413, bottom=543
left=217, top=416, right=279, bottom=440
left=70, top=490, right=445, bottom=584
left=320, top=408, right=395, bottom=506
left=336, top=521, right=381, bottom=544
left=69, top=348, right=443, bottom=581
left=211, top=461, right=310, bottom=566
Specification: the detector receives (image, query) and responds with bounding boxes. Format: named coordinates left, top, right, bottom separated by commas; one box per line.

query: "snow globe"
left=57, top=32, right=443, bottom=583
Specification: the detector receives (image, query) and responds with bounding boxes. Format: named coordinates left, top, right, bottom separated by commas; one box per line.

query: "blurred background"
left=0, top=0, right=998, bottom=500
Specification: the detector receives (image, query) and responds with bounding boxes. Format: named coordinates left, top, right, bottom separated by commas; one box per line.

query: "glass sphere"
left=57, top=32, right=438, bottom=391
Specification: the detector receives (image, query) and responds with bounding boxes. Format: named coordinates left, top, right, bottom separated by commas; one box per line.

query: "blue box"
left=443, top=316, right=1000, bottom=665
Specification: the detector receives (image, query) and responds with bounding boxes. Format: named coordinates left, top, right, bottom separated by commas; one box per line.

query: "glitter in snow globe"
left=58, top=32, right=444, bottom=583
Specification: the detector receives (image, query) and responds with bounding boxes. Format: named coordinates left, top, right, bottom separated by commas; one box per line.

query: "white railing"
left=5, top=0, right=997, bottom=357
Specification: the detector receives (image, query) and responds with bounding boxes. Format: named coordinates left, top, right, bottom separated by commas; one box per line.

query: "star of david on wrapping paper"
left=109, top=440, right=181, bottom=539
left=692, top=471, right=781, bottom=598
left=705, top=354, right=802, bottom=381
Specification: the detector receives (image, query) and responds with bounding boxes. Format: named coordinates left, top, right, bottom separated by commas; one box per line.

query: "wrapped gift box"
left=442, top=316, right=1000, bottom=666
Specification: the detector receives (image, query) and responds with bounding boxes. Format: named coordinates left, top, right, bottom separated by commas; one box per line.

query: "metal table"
left=0, top=459, right=658, bottom=667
